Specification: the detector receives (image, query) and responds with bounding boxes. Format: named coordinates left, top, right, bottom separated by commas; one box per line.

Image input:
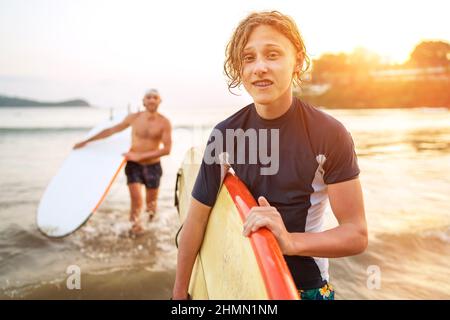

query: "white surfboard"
left=37, top=113, right=131, bottom=237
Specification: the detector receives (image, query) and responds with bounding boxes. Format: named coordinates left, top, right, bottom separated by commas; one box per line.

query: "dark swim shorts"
left=124, top=161, right=162, bottom=189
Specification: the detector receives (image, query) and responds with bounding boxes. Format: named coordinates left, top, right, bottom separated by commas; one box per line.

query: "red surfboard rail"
left=223, top=172, right=300, bottom=300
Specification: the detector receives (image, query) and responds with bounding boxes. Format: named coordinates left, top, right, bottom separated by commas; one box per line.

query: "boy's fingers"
left=258, top=196, right=271, bottom=207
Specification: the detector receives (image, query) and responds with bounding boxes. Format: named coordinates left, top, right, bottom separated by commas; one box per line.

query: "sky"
left=0, top=0, right=449, bottom=109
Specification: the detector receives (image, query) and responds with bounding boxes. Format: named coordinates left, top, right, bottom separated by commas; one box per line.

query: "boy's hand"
left=243, top=196, right=294, bottom=255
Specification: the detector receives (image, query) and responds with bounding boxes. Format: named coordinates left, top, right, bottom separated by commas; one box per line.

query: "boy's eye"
left=267, top=52, right=280, bottom=59
left=243, top=55, right=255, bottom=62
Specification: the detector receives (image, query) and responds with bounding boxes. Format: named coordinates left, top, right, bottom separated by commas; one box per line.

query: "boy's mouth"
left=252, top=80, right=273, bottom=88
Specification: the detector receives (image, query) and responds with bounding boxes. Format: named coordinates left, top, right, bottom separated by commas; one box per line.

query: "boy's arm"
left=172, top=197, right=211, bottom=299
left=288, top=178, right=367, bottom=257
left=73, top=113, right=137, bottom=149
left=243, top=178, right=368, bottom=257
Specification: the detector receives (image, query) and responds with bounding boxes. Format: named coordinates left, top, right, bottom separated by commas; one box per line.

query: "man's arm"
left=142, top=119, right=172, bottom=158
left=172, top=197, right=211, bottom=299
left=243, top=178, right=368, bottom=258
left=123, top=119, right=172, bottom=161
left=73, top=113, right=137, bottom=149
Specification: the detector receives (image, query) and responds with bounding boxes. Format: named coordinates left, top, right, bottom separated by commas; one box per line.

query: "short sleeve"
left=191, top=129, right=223, bottom=207
left=323, top=124, right=360, bottom=184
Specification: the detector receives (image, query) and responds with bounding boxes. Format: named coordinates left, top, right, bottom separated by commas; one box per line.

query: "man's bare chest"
left=132, top=116, right=163, bottom=140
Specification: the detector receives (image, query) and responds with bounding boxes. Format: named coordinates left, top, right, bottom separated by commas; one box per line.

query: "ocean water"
left=0, top=105, right=448, bottom=300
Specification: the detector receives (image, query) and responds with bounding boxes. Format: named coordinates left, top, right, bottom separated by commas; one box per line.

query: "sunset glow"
left=0, top=0, right=448, bottom=108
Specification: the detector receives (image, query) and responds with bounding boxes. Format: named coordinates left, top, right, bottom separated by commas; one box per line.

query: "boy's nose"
left=253, top=59, right=269, bottom=76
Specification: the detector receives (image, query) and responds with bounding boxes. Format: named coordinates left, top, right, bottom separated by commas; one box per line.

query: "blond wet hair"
left=224, top=10, right=310, bottom=92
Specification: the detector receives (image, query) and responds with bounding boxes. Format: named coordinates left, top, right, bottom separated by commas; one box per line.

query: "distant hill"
left=0, top=95, right=90, bottom=107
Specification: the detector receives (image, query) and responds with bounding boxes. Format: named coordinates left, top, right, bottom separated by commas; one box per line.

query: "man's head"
left=224, top=11, right=310, bottom=105
left=143, top=88, right=161, bottom=112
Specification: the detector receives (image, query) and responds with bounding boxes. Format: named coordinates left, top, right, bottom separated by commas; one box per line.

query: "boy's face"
left=143, top=94, right=161, bottom=112
left=241, top=25, right=298, bottom=106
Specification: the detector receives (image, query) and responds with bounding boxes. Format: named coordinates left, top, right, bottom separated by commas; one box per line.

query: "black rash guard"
left=192, top=96, right=360, bottom=290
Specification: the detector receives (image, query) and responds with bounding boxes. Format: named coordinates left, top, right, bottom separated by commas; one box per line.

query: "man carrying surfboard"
left=173, top=11, right=367, bottom=299
left=74, top=89, right=172, bottom=236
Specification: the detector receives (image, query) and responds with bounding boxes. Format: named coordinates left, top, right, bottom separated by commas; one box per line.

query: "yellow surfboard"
left=175, top=147, right=299, bottom=300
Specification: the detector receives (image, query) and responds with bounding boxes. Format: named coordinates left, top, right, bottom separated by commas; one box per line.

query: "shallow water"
left=0, top=106, right=448, bottom=299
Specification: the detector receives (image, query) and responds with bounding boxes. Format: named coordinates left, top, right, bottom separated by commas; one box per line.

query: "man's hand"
left=122, top=151, right=143, bottom=162
left=243, top=196, right=294, bottom=255
left=73, top=141, right=88, bottom=149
